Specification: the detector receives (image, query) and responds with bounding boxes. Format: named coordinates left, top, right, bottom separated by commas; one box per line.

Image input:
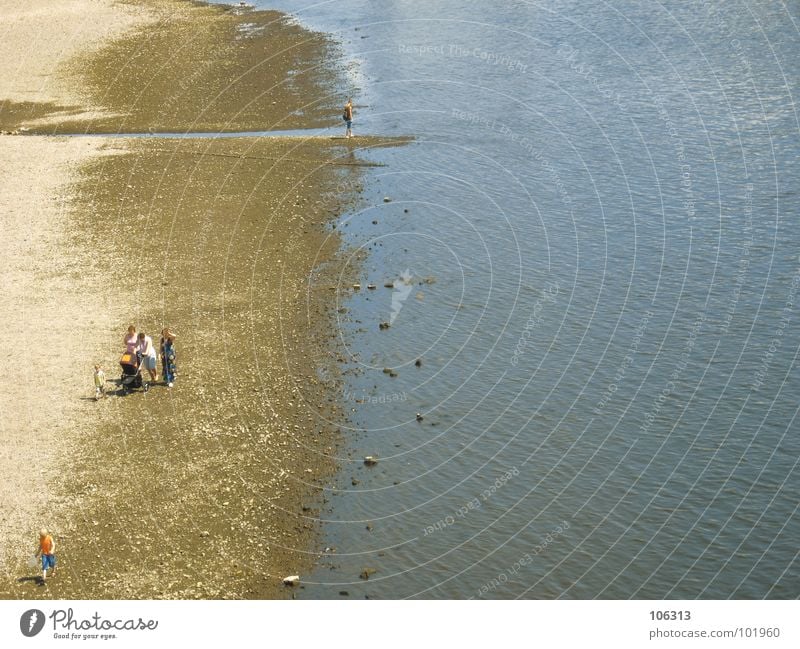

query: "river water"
left=215, top=0, right=799, bottom=598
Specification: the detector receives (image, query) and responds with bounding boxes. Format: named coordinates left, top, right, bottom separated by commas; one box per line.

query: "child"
left=93, top=364, right=105, bottom=400
left=35, top=529, right=56, bottom=582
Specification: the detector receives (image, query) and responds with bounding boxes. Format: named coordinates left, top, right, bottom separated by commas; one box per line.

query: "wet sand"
left=0, top=0, right=404, bottom=599
left=1, top=0, right=344, bottom=134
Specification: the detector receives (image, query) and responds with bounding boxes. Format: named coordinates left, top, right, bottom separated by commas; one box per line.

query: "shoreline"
left=1, top=0, right=403, bottom=599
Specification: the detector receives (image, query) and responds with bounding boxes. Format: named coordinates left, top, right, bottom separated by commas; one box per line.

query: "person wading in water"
left=343, top=98, right=354, bottom=139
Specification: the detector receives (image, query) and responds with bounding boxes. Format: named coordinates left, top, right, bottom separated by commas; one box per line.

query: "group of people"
left=124, top=325, right=177, bottom=387
left=93, top=325, right=178, bottom=397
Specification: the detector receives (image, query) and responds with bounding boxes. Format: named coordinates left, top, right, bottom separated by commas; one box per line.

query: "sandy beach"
left=1, top=0, right=343, bottom=134
left=1, top=0, right=401, bottom=599
left=0, top=0, right=154, bottom=584
left=0, top=135, right=125, bottom=580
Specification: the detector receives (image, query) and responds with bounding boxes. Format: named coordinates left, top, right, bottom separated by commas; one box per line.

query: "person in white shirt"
left=136, top=332, right=158, bottom=383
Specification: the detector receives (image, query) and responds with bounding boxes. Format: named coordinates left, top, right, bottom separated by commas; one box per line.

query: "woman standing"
left=160, top=328, right=177, bottom=387
left=123, top=325, right=137, bottom=353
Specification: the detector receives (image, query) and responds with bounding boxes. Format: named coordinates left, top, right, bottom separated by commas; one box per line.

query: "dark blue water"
left=217, top=0, right=800, bottom=598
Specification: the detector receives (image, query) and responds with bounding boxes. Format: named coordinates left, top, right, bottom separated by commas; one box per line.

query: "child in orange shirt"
left=35, top=529, right=56, bottom=582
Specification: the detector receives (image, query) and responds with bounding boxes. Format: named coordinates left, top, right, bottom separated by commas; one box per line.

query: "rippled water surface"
left=217, top=0, right=799, bottom=598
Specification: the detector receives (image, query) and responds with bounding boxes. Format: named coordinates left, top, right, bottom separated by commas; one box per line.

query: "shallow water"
left=214, top=0, right=800, bottom=598
left=51, top=129, right=333, bottom=138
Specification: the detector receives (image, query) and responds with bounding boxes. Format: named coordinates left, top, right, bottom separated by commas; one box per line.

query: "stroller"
left=119, top=351, right=149, bottom=393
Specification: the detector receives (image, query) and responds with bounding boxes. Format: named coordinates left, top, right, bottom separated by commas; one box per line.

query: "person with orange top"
left=35, top=529, right=56, bottom=582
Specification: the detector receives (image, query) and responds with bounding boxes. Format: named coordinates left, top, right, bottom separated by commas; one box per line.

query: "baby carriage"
left=119, top=351, right=148, bottom=392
